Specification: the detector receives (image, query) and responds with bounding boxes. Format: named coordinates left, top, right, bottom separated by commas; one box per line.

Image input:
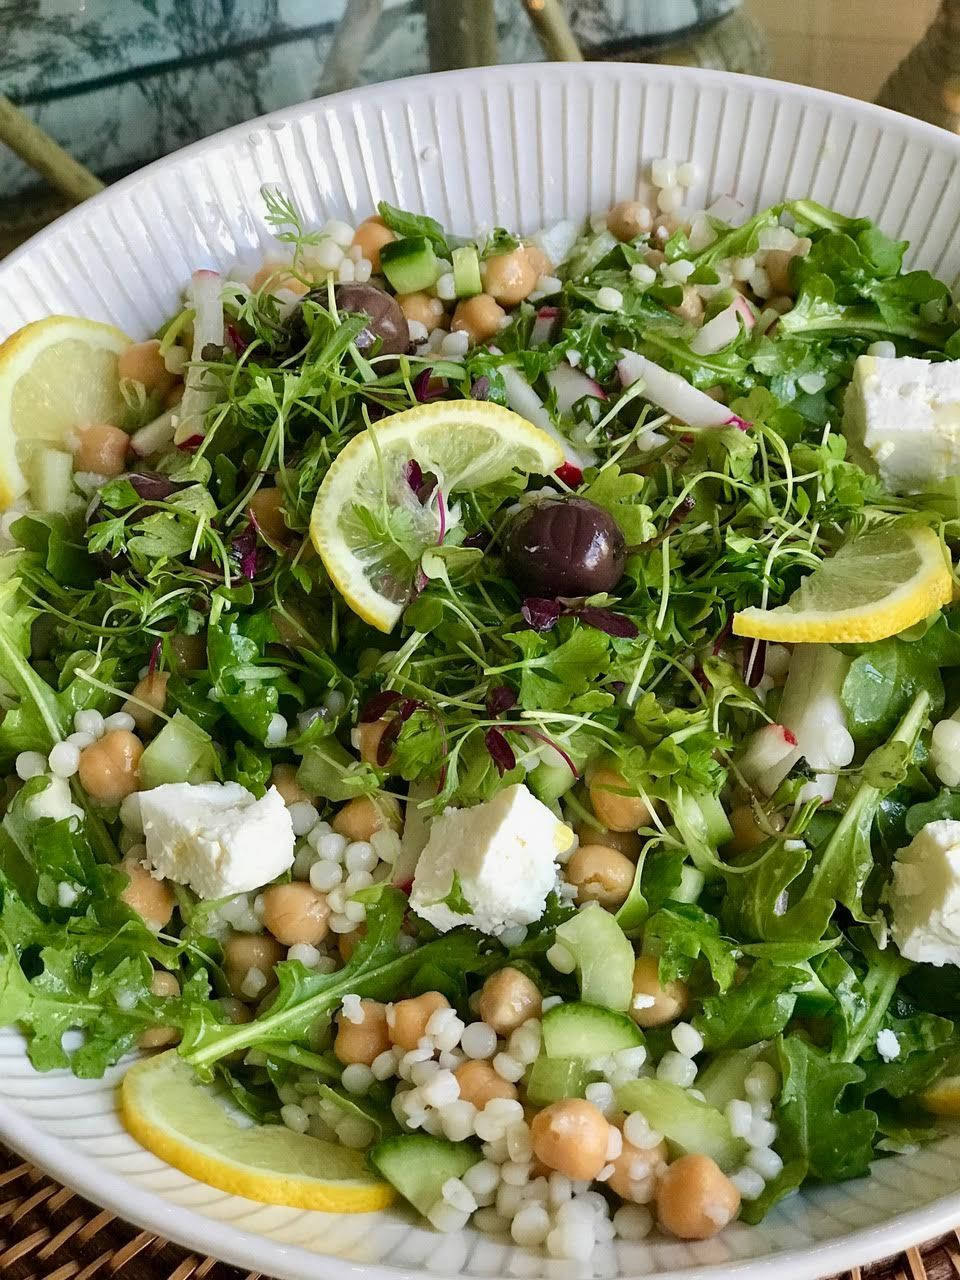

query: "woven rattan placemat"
left=1, top=1140, right=956, bottom=1280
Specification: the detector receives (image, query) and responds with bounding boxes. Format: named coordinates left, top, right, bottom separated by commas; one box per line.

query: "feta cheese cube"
left=888, top=819, right=960, bottom=965
left=140, top=781, right=294, bottom=899
left=844, top=354, right=960, bottom=493
left=409, top=783, right=573, bottom=936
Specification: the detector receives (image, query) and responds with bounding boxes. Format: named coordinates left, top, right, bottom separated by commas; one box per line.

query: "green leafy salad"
left=4, top=158, right=960, bottom=1258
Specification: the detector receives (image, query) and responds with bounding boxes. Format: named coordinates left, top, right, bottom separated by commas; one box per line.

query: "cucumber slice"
left=616, top=1078, right=746, bottom=1172
left=380, top=237, right=439, bottom=294
left=139, top=711, right=218, bottom=788
left=452, top=245, right=482, bottom=298
left=541, top=1002, right=643, bottom=1058
left=369, top=1134, right=479, bottom=1216
left=526, top=1055, right=589, bottom=1105
left=555, top=902, right=634, bottom=1011
left=28, top=447, right=74, bottom=514
left=674, top=865, right=705, bottom=904
left=528, top=758, right=576, bottom=806
left=696, top=1045, right=769, bottom=1110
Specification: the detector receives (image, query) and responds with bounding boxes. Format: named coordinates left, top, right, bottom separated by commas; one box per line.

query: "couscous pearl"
left=370, top=828, right=401, bottom=863
left=623, top=1113, right=663, bottom=1149
left=726, top=1099, right=753, bottom=1139
left=427, top=1201, right=470, bottom=1233
left=671, top=1022, right=704, bottom=1058
left=441, top=1176, right=478, bottom=1213
left=464, top=1159, right=501, bottom=1199
left=613, top=1204, right=653, bottom=1240
left=867, top=339, right=897, bottom=358
left=747, top=1146, right=784, bottom=1179
left=309, top=860, right=343, bottom=891
left=342, top=1063, right=375, bottom=1095
left=749, top=1116, right=777, bottom=1148
left=264, top=713, right=287, bottom=746
left=732, top=1167, right=766, bottom=1200
left=461, top=1021, right=498, bottom=1059
left=657, top=186, right=682, bottom=213
left=657, top=1052, right=697, bottom=1087
left=280, top=1104, right=309, bottom=1134
left=744, top=1062, right=779, bottom=1101
left=435, top=273, right=457, bottom=302
left=546, top=943, right=575, bottom=973
left=541, top=995, right=563, bottom=1013
left=74, top=709, right=104, bottom=737
left=496, top=1183, right=525, bottom=1218
left=288, top=802, right=319, bottom=836
left=630, top=262, right=657, bottom=286
left=345, top=841, right=377, bottom=873
left=493, top=1053, right=525, bottom=1083
left=506, top=1122, right=533, bottom=1163
left=343, top=899, right=366, bottom=924
left=676, top=161, right=698, bottom=186
left=410, top=1060, right=441, bottom=1086
left=548, top=1172, right=572, bottom=1206
left=511, top=1203, right=551, bottom=1246
left=473, top=1208, right=510, bottom=1235
left=595, top=285, right=623, bottom=311
left=421, top=1070, right=460, bottom=1109
left=441, top=1100, right=478, bottom=1143
left=508, top=1022, right=541, bottom=1065
left=546, top=1222, right=594, bottom=1262
left=500, top=1160, right=532, bottom=1187
left=343, top=870, right=373, bottom=894
left=585, top=1082, right=617, bottom=1116
left=240, top=966, right=267, bottom=998
left=288, top=942, right=322, bottom=967
left=16, top=751, right=47, bottom=781
left=651, top=158, right=677, bottom=187
left=66, top=731, right=95, bottom=750
left=337, top=1115, right=377, bottom=1149
left=58, top=882, right=79, bottom=908
left=371, top=1048, right=399, bottom=1080
left=103, top=711, right=137, bottom=733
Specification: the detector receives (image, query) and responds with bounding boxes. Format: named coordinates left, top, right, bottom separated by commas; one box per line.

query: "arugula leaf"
left=695, top=962, right=806, bottom=1051
left=581, top=465, right=655, bottom=544
left=775, top=1035, right=877, bottom=1182
left=377, top=202, right=449, bottom=256
left=643, top=903, right=736, bottom=992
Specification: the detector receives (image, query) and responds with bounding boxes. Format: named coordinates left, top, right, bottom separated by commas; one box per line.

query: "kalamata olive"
left=504, top=496, right=626, bottom=596
left=333, top=283, right=410, bottom=357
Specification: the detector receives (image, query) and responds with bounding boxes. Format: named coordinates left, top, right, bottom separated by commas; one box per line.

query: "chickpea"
left=455, top=1059, right=519, bottom=1109
left=218, top=996, right=254, bottom=1025
left=118, top=339, right=176, bottom=395
left=477, top=967, right=542, bottom=1035
left=656, top=1154, right=741, bottom=1240
left=268, top=764, right=310, bottom=806
left=261, top=882, right=330, bottom=946
left=451, top=294, right=505, bottom=345
left=331, top=794, right=400, bottom=843
left=726, top=804, right=784, bottom=855
left=351, top=217, right=396, bottom=272
left=334, top=998, right=390, bottom=1066
left=123, top=671, right=169, bottom=734
left=170, top=632, right=206, bottom=672
left=629, top=954, right=689, bottom=1029
left=523, top=244, right=554, bottom=278
left=248, top=487, right=288, bottom=544
left=669, top=286, right=705, bottom=326
left=588, top=766, right=652, bottom=833
left=398, top=292, right=445, bottom=330
left=607, top=1133, right=668, bottom=1202
left=249, top=261, right=311, bottom=296
left=481, top=248, right=537, bottom=306
left=566, top=844, right=635, bottom=909
left=339, top=923, right=366, bottom=963
left=354, top=717, right=391, bottom=766
left=764, top=241, right=810, bottom=296
left=607, top=200, right=654, bottom=243
left=139, top=970, right=181, bottom=1049
left=78, top=729, right=143, bottom=804
left=222, top=932, right=285, bottom=1000
left=120, top=858, right=175, bottom=930
left=73, top=423, right=130, bottom=477
left=388, top=991, right=449, bottom=1051
left=530, top=1099, right=611, bottom=1181
left=573, top=821, right=642, bottom=860
left=644, top=248, right=667, bottom=271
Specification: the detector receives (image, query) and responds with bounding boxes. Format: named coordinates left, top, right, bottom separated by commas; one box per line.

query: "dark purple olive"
left=504, top=497, right=626, bottom=596
left=333, top=283, right=410, bottom=357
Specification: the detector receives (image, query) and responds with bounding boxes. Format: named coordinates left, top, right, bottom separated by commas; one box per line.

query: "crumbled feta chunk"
left=139, top=781, right=294, bottom=898
left=844, top=355, right=960, bottom=493
left=876, top=1029, right=900, bottom=1061
left=409, top=783, right=573, bottom=936
left=889, top=819, right=960, bottom=965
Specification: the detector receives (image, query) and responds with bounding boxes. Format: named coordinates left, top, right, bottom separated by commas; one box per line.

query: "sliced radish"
left=499, top=365, right=595, bottom=468
left=174, top=269, right=224, bottom=445
left=131, top=409, right=177, bottom=457
left=531, top=306, right=560, bottom=347
left=689, top=297, right=755, bottom=356
left=546, top=362, right=607, bottom=414
left=617, top=351, right=732, bottom=429
left=739, top=723, right=800, bottom=796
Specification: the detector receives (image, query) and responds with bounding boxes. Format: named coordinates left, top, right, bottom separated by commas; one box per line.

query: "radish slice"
left=174, top=269, right=224, bottom=445
left=131, top=409, right=177, bottom=457
left=499, top=365, right=595, bottom=468
left=739, top=723, right=800, bottom=796
left=531, top=306, right=560, bottom=347
left=689, top=297, right=755, bottom=356
left=545, top=362, right=607, bottom=414
left=617, top=351, right=732, bottom=428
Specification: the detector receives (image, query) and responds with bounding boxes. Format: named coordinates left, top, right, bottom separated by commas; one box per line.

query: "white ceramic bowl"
left=2, top=61, right=960, bottom=1280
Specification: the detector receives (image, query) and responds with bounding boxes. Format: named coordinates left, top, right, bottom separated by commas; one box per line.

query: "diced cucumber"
left=696, top=1045, right=769, bottom=1110
left=380, top=236, right=439, bottom=294
left=139, top=711, right=218, bottom=789
left=555, top=902, right=634, bottom=1011
left=369, top=1134, right=479, bottom=1216
left=562, top=230, right=618, bottom=281
left=297, top=738, right=361, bottom=802
left=528, top=758, right=576, bottom=806
left=541, top=1002, right=643, bottom=1058
left=452, top=245, right=482, bottom=298
left=674, top=865, right=705, bottom=904
left=28, top=447, right=74, bottom=515
left=674, top=788, right=733, bottom=850
left=526, top=1055, right=589, bottom=1105
left=616, top=1078, right=747, bottom=1172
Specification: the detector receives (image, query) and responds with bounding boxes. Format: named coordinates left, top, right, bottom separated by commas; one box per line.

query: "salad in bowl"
left=3, top=152, right=960, bottom=1264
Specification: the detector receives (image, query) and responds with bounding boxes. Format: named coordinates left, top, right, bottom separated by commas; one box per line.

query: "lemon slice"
left=920, top=1074, right=960, bottom=1116
left=0, top=315, right=132, bottom=507
left=733, top=525, right=952, bottom=644
left=310, top=400, right=565, bottom=632
left=121, top=1050, right=394, bottom=1212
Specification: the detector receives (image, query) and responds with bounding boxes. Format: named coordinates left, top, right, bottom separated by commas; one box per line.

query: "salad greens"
left=2, top=178, right=960, bottom=1248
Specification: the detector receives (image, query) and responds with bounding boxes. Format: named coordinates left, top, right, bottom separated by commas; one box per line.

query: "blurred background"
left=0, top=0, right=948, bottom=254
